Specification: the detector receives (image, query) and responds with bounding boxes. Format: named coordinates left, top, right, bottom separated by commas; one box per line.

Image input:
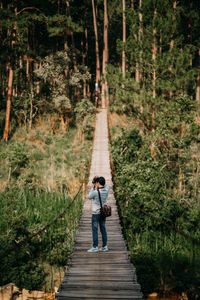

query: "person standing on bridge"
left=87, top=176, right=109, bottom=253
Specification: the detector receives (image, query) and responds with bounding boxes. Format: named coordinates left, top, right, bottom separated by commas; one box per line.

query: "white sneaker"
left=99, top=246, right=108, bottom=252
left=87, top=247, right=99, bottom=252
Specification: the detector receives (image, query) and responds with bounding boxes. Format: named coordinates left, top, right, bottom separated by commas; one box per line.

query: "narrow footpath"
left=56, top=109, right=143, bottom=299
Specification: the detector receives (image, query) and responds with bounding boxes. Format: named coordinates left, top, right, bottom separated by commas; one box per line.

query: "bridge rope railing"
left=130, top=200, right=200, bottom=247
left=113, top=177, right=200, bottom=247
left=107, top=110, right=200, bottom=248
left=4, top=184, right=83, bottom=254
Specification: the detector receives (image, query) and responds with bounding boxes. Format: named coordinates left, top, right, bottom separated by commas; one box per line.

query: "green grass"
left=0, top=116, right=94, bottom=291
left=0, top=120, right=92, bottom=193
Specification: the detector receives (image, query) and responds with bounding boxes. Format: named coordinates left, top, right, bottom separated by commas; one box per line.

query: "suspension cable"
left=5, top=184, right=83, bottom=253
left=113, top=176, right=200, bottom=247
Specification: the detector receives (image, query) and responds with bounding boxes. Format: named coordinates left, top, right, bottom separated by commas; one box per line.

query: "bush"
left=74, top=98, right=95, bottom=139
left=110, top=125, right=200, bottom=297
left=0, top=187, right=83, bottom=290
left=74, top=98, right=95, bottom=122
left=7, top=142, right=29, bottom=178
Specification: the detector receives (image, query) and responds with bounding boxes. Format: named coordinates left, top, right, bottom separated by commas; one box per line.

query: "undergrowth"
left=109, top=112, right=200, bottom=299
left=0, top=99, right=95, bottom=291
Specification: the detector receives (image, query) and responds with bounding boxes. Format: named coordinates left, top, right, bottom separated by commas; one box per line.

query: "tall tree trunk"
left=85, top=27, right=90, bottom=98
left=169, top=1, right=176, bottom=98
left=130, top=0, right=134, bottom=9
left=57, top=0, right=60, bottom=13
left=0, top=3, right=3, bottom=95
left=102, top=0, right=109, bottom=108
left=64, top=35, right=68, bottom=51
left=3, top=67, right=13, bottom=141
left=60, top=108, right=66, bottom=132
left=3, top=5, right=17, bottom=141
left=159, top=25, right=162, bottom=54
left=85, top=27, right=88, bottom=65
left=188, top=1, right=193, bottom=67
left=66, top=1, right=78, bottom=71
left=196, top=48, right=200, bottom=102
left=81, top=24, right=87, bottom=98
left=92, top=0, right=101, bottom=92
left=151, top=8, right=157, bottom=160
left=64, top=1, right=68, bottom=51
left=66, top=1, right=80, bottom=101
left=135, top=0, right=142, bottom=83
left=35, top=62, right=40, bottom=94
left=152, top=9, right=157, bottom=102
left=122, top=0, right=126, bottom=78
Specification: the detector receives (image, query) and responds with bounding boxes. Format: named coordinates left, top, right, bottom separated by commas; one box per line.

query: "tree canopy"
left=0, top=0, right=200, bottom=298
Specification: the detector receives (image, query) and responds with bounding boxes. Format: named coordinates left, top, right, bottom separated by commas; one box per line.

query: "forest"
left=0, top=0, right=200, bottom=299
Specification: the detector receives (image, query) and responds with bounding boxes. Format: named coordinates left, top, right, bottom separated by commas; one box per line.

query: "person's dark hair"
left=96, top=176, right=105, bottom=186
left=92, top=176, right=99, bottom=184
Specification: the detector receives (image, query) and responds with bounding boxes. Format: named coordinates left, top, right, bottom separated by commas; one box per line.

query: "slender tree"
left=3, top=68, right=14, bottom=142
left=122, top=0, right=126, bottom=78
left=135, top=0, right=142, bottom=83
left=169, top=1, right=177, bottom=97
left=151, top=8, right=157, bottom=134
left=101, top=0, right=109, bottom=108
left=130, top=0, right=134, bottom=9
left=196, top=47, right=200, bottom=102
left=3, top=5, right=17, bottom=141
left=92, top=0, right=101, bottom=87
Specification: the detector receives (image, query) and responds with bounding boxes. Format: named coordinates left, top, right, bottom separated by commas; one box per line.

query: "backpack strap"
left=97, top=188, right=103, bottom=209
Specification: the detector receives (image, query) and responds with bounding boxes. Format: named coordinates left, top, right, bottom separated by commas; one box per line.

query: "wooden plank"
left=56, top=290, right=143, bottom=297
left=64, top=275, right=137, bottom=282
left=67, top=264, right=134, bottom=270
left=60, top=282, right=141, bottom=290
left=70, top=253, right=129, bottom=259
left=56, top=293, right=143, bottom=300
left=70, top=259, right=129, bottom=265
left=66, top=270, right=135, bottom=276
left=67, top=271, right=135, bottom=277
left=69, top=250, right=129, bottom=256
left=58, top=289, right=142, bottom=295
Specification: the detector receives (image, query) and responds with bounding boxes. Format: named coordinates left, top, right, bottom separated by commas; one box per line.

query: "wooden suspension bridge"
left=56, top=109, right=143, bottom=299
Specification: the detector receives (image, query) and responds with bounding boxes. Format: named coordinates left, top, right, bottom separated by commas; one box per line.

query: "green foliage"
left=0, top=123, right=93, bottom=190
left=74, top=98, right=95, bottom=139
left=111, top=129, right=142, bottom=165
left=107, top=65, right=140, bottom=115
left=82, top=115, right=95, bottom=140
left=132, top=251, right=160, bottom=294
left=75, top=98, right=96, bottom=122
left=0, top=142, right=30, bottom=178
left=0, top=187, right=83, bottom=290
left=35, top=51, right=90, bottom=110
left=69, top=66, right=91, bottom=88
left=0, top=121, right=93, bottom=290
left=47, top=14, right=83, bottom=37
left=133, top=250, right=200, bottom=296
left=110, top=118, right=200, bottom=297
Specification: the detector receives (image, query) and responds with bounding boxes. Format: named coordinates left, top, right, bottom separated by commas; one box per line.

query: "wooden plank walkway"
left=56, top=109, right=143, bottom=300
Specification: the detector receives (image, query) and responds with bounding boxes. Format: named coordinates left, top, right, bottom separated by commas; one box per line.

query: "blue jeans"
left=92, top=214, right=107, bottom=248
